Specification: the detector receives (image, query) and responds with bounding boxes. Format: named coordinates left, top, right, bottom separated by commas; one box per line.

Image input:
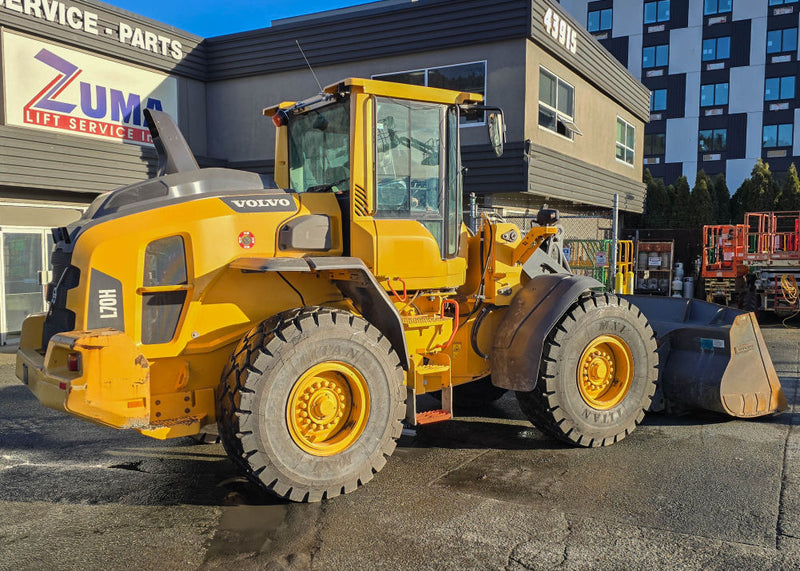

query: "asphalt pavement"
left=0, top=323, right=798, bottom=570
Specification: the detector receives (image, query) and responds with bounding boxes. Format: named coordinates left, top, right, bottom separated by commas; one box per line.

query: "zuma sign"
left=2, top=31, right=178, bottom=145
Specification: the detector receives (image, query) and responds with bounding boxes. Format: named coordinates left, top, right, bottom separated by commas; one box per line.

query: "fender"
left=491, top=273, right=603, bottom=391
left=230, top=256, right=409, bottom=370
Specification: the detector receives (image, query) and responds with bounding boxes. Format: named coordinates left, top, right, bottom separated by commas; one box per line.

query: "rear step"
left=416, top=410, right=453, bottom=424
left=406, top=352, right=453, bottom=426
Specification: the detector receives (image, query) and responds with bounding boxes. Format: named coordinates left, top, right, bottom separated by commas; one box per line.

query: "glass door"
left=0, top=228, right=52, bottom=344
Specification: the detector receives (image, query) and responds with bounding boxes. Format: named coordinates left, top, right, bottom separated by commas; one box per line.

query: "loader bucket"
left=622, top=296, right=787, bottom=418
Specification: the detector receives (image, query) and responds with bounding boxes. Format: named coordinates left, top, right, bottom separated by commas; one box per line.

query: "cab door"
left=361, top=96, right=465, bottom=289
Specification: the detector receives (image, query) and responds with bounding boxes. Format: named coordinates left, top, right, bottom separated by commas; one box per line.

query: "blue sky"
left=101, top=0, right=371, bottom=37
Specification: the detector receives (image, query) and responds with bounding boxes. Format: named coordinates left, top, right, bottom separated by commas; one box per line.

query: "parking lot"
left=0, top=323, right=798, bottom=570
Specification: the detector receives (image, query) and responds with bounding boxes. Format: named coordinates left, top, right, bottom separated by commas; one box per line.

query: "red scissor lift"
left=701, top=224, right=747, bottom=304
left=743, top=211, right=800, bottom=315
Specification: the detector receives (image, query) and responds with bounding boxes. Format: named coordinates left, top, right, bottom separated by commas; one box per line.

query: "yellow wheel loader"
left=16, top=79, right=787, bottom=502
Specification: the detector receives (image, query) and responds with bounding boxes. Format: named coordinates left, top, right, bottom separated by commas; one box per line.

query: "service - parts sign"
left=2, top=31, right=178, bottom=145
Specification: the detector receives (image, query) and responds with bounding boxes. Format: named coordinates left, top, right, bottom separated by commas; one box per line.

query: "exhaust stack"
left=144, top=108, right=199, bottom=176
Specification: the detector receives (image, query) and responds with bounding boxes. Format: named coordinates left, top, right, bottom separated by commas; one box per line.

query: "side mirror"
left=488, top=111, right=505, bottom=157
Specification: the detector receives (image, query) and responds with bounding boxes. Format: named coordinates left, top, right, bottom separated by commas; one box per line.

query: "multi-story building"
left=0, top=0, right=647, bottom=341
left=560, top=0, right=800, bottom=189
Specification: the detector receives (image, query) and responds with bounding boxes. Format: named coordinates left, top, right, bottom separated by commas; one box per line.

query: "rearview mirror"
left=488, top=111, right=505, bottom=157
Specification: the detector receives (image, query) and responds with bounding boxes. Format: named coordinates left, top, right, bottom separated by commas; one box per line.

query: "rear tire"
left=217, top=307, right=405, bottom=502
left=516, top=293, right=658, bottom=447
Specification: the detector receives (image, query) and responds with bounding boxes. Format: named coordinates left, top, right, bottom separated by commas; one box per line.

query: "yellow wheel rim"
left=287, top=362, right=370, bottom=456
left=577, top=335, right=633, bottom=410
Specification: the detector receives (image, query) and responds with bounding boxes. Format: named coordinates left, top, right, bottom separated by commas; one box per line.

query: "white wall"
left=668, top=26, right=703, bottom=75
left=687, top=0, right=705, bottom=28
left=684, top=71, right=701, bottom=118
left=558, top=0, right=589, bottom=28
left=665, top=117, right=699, bottom=164
left=746, top=112, right=764, bottom=159
left=734, top=0, right=767, bottom=21
left=612, top=0, right=644, bottom=38
left=726, top=159, right=756, bottom=191
left=729, top=65, right=765, bottom=114
left=628, top=33, right=643, bottom=80
left=750, top=15, right=768, bottom=66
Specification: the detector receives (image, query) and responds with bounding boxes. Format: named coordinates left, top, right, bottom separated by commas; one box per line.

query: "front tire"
left=217, top=307, right=405, bottom=502
left=516, top=293, right=658, bottom=447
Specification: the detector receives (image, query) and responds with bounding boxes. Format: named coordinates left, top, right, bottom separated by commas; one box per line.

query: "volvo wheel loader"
left=16, top=79, right=787, bottom=502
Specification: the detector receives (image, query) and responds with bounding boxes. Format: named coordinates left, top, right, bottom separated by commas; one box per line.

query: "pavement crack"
left=428, top=449, right=491, bottom=486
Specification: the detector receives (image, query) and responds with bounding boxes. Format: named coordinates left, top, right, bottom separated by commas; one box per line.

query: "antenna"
left=296, top=40, right=323, bottom=94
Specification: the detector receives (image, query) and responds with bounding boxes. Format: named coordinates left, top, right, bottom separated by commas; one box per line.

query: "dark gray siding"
left=0, top=125, right=156, bottom=194
left=205, top=0, right=530, bottom=81
left=529, top=144, right=645, bottom=212
left=0, top=0, right=206, bottom=79
left=462, top=143, right=527, bottom=195
left=530, top=0, right=650, bottom=122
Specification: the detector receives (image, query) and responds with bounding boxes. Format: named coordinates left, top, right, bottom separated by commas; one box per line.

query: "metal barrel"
left=622, top=295, right=788, bottom=418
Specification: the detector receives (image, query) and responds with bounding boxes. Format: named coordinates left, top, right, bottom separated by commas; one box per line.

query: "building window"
left=699, top=129, right=727, bottom=151
left=765, top=76, right=796, bottom=101
left=642, top=45, right=669, bottom=68
left=644, top=133, right=666, bottom=155
left=702, top=37, right=731, bottom=61
left=538, top=68, right=579, bottom=140
left=616, top=117, right=635, bottom=165
left=373, top=61, right=487, bottom=125
left=704, top=0, right=732, bottom=15
left=763, top=124, right=794, bottom=147
left=700, top=83, right=729, bottom=107
left=644, top=1, right=670, bottom=24
left=767, top=28, right=799, bottom=54
left=588, top=8, right=612, bottom=32
left=650, top=89, right=667, bottom=111
left=769, top=0, right=799, bottom=6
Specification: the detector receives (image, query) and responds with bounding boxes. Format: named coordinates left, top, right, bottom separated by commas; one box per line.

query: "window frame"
left=701, top=36, right=731, bottom=62
left=587, top=8, right=613, bottom=32
left=644, top=132, right=666, bottom=155
left=698, top=128, right=728, bottom=152
left=767, top=28, right=798, bottom=54
left=765, top=76, right=796, bottom=101
left=763, top=123, right=794, bottom=148
left=643, top=0, right=670, bottom=24
left=650, top=89, right=667, bottom=111
left=700, top=82, right=729, bottom=107
left=616, top=117, right=636, bottom=166
left=704, top=0, right=732, bottom=16
left=538, top=66, right=579, bottom=141
left=642, top=44, right=670, bottom=69
left=372, top=60, right=488, bottom=127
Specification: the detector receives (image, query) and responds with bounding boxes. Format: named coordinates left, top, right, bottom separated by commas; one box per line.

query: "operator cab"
left=265, top=78, right=504, bottom=289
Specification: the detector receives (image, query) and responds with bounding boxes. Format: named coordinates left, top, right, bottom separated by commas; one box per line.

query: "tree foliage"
left=777, top=163, right=800, bottom=211
left=712, top=173, right=730, bottom=223
left=689, top=170, right=714, bottom=227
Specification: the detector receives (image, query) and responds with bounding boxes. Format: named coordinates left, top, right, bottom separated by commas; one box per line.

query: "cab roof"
left=264, top=77, right=483, bottom=117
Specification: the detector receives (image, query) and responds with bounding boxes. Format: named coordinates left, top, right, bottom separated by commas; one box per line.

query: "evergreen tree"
left=689, top=170, right=714, bottom=227
left=712, top=173, right=731, bottom=223
left=751, top=159, right=778, bottom=211
left=777, top=163, right=800, bottom=211
left=731, top=178, right=750, bottom=223
left=672, top=175, right=691, bottom=227
left=665, top=183, right=678, bottom=227
left=642, top=169, right=671, bottom=228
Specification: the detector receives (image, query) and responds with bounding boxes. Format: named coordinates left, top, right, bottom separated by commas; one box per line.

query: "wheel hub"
left=287, top=362, right=370, bottom=456
left=577, top=335, right=632, bottom=410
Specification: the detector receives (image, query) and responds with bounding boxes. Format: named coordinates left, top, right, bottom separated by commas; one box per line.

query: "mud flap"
left=623, top=296, right=787, bottom=418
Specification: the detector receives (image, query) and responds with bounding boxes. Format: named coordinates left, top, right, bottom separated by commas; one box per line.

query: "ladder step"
left=416, top=409, right=452, bottom=425
left=415, top=364, right=450, bottom=375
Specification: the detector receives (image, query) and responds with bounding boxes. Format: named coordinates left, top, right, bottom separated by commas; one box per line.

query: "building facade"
left=0, top=0, right=647, bottom=340
left=560, top=0, right=800, bottom=189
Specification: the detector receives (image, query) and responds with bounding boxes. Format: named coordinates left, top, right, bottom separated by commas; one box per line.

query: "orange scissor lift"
left=701, top=224, right=747, bottom=305
left=743, top=211, right=800, bottom=315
